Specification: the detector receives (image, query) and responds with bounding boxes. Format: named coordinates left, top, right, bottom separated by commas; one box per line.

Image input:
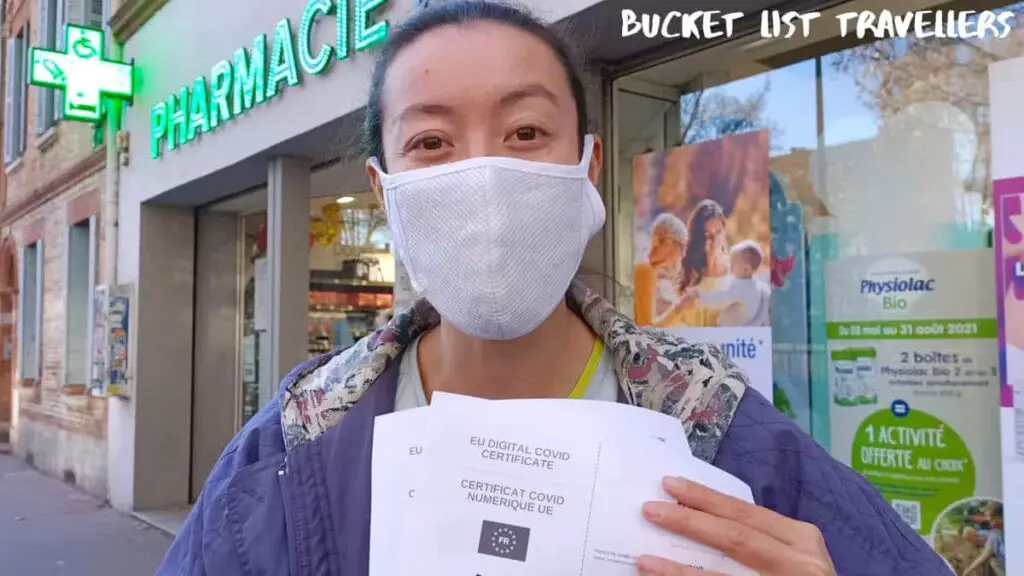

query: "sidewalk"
left=0, top=451, right=172, bottom=576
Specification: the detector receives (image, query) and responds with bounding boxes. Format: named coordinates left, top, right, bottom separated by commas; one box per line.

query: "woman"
left=656, top=199, right=732, bottom=327
left=681, top=199, right=730, bottom=291
left=158, top=2, right=948, bottom=575
left=634, top=213, right=688, bottom=325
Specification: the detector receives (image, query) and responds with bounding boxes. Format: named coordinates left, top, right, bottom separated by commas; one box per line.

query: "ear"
left=587, top=135, right=604, bottom=187
left=366, top=159, right=385, bottom=207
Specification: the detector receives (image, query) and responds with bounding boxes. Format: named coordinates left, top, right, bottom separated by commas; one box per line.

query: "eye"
left=419, top=136, right=444, bottom=151
left=514, top=127, right=538, bottom=141
left=402, top=133, right=452, bottom=161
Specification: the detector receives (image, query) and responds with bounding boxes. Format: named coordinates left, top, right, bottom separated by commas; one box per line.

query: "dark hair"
left=680, top=199, right=727, bottom=289
left=991, top=503, right=1003, bottom=519
left=362, top=1, right=589, bottom=170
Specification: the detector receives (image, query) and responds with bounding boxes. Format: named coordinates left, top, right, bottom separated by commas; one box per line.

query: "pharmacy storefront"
left=609, top=0, right=1022, bottom=572
left=100, top=0, right=610, bottom=532
left=106, top=0, right=410, bottom=521
left=60, top=0, right=1020, bottom=558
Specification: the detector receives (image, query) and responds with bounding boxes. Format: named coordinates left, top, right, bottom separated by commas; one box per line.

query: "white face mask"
left=369, top=136, right=606, bottom=340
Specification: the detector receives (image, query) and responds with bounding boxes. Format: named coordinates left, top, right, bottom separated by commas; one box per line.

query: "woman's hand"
left=637, top=477, right=836, bottom=576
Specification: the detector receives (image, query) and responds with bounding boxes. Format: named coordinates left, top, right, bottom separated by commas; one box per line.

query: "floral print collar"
left=280, top=281, right=748, bottom=463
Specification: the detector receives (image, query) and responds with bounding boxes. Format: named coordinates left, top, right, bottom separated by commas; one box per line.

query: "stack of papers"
left=370, top=392, right=757, bottom=575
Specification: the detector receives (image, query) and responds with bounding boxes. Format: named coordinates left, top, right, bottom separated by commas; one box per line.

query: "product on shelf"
left=852, top=347, right=878, bottom=405
left=831, top=348, right=856, bottom=407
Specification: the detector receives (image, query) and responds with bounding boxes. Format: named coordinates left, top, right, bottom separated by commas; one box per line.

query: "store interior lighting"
left=336, top=196, right=356, bottom=204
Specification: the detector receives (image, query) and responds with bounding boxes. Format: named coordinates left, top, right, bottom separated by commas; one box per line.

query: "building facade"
left=104, top=0, right=614, bottom=519
left=3, top=0, right=1020, bottom=570
left=1, top=0, right=112, bottom=497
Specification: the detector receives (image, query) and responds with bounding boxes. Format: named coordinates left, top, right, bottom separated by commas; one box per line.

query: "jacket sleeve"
left=155, top=397, right=286, bottom=575
left=713, top=390, right=953, bottom=576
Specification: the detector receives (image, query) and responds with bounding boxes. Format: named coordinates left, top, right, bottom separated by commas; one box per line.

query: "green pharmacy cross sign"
left=29, top=24, right=134, bottom=122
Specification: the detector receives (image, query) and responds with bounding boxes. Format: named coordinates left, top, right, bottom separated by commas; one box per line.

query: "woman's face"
left=704, top=217, right=727, bottom=257
left=649, top=227, right=683, bottom=270
left=367, top=22, right=602, bottom=189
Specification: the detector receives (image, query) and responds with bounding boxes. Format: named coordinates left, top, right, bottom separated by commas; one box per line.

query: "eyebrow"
left=497, top=84, right=560, bottom=109
left=395, top=102, right=457, bottom=124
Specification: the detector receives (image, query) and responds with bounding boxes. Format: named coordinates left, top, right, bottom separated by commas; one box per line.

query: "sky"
left=689, top=40, right=1006, bottom=234
left=701, top=3, right=1024, bottom=166
left=701, top=57, right=879, bottom=155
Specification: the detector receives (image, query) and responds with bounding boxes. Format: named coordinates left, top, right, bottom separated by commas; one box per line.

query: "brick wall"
left=4, top=0, right=108, bottom=207
left=2, top=0, right=111, bottom=497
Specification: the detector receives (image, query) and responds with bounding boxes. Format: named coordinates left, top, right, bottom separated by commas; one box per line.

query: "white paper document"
left=370, top=394, right=756, bottom=575
left=369, top=406, right=430, bottom=575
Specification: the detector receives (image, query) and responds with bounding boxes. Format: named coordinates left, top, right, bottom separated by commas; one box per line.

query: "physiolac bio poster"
left=825, top=251, right=1002, bottom=572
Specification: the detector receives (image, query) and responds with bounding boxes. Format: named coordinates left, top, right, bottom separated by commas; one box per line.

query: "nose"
left=460, top=131, right=505, bottom=161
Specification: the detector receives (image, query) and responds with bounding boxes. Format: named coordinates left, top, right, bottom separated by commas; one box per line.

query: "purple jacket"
left=159, top=285, right=950, bottom=575
left=157, top=354, right=949, bottom=575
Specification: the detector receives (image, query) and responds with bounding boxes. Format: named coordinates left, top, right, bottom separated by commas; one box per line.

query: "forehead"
left=381, top=21, right=573, bottom=116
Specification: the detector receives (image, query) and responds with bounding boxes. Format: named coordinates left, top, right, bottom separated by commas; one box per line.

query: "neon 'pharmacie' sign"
left=150, top=0, right=389, bottom=159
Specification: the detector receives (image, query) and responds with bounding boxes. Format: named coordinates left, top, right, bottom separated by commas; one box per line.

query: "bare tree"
left=679, top=76, right=784, bottom=151
left=335, top=206, right=389, bottom=259
left=827, top=5, right=1024, bottom=217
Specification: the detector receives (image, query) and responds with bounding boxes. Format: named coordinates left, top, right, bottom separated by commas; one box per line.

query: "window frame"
left=35, top=0, right=65, bottom=134
left=89, top=0, right=107, bottom=30
left=62, top=216, right=96, bottom=389
left=4, top=24, right=30, bottom=164
left=17, top=240, right=44, bottom=385
left=5, top=34, right=16, bottom=165
left=18, top=25, right=29, bottom=154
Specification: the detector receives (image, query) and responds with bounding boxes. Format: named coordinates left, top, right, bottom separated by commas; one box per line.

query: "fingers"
left=642, top=500, right=790, bottom=573
left=660, top=477, right=812, bottom=546
left=644, top=477, right=835, bottom=576
left=637, top=554, right=726, bottom=576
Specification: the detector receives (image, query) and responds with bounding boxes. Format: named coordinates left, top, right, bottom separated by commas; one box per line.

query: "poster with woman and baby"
left=632, top=130, right=772, bottom=398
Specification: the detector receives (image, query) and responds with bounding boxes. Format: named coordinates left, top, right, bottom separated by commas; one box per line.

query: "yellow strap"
left=568, top=339, right=604, bottom=399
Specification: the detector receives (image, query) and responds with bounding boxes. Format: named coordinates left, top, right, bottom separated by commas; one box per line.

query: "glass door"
left=239, top=211, right=270, bottom=426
